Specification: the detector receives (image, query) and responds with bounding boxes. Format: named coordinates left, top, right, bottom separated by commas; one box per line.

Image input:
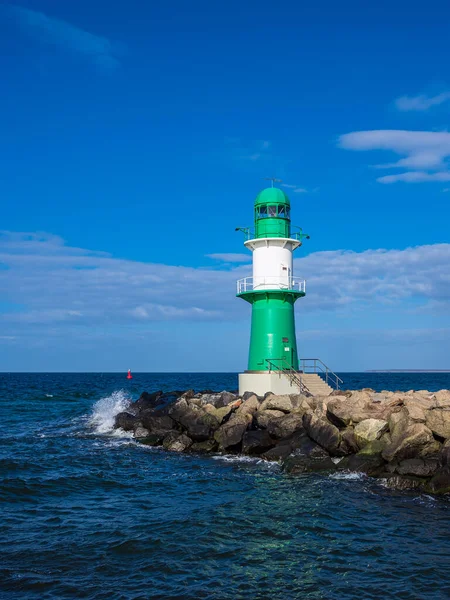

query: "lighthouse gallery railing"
left=237, top=276, right=306, bottom=295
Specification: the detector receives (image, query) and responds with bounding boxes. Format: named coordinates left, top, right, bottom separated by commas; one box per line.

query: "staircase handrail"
left=265, top=358, right=309, bottom=395
left=299, top=358, right=343, bottom=390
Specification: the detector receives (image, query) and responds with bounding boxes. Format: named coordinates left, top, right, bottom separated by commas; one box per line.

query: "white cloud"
left=395, top=92, right=450, bottom=111
left=2, top=4, right=121, bottom=71
left=282, top=184, right=309, bottom=193
left=1, top=232, right=449, bottom=341
left=339, top=129, right=450, bottom=183
left=377, top=171, right=450, bottom=184
left=207, top=253, right=251, bottom=263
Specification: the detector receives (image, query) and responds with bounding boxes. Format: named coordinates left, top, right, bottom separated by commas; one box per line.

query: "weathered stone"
left=140, top=413, right=177, bottom=440
left=129, top=390, right=164, bottom=413
left=339, top=428, right=360, bottom=454
left=260, top=394, right=293, bottom=413
left=134, top=426, right=150, bottom=439
left=396, top=458, right=439, bottom=477
left=382, top=475, right=425, bottom=492
left=195, top=391, right=238, bottom=408
left=190, top=439, right=218, bottom=453
left=266, top=413, right=304, bottom=439
left=440, top=439, right=450, bottom=466
left=283, top=455, right=336, bottom=474
left=434, top=390, right=450, bottom=408
left=425, top=408, right=450, bottom=439
left=354, top=418, right=389, bottom=448
left=302, top=413, right=342, bottom=455
left=425, top=467, right=450, bottom=494
left=242, top=430, right=276, bottom=455
left=418, top=440, right=442, bottom=457
left=403, top=401, right=426, bottom=423
left=214, top=413, right=252, bottom=450
left=114, top=412, right=141, bottom=432
left=382, top=423, right=435, bottom=463
left=165, top=433, right=192, bottom=452
left=236, top=395, right=260, bottom=417
left=343, top=444, right=386, bottom=476
left=254, top=409, right=285, bottom=429
left=169, top=399, right=220, bottom=441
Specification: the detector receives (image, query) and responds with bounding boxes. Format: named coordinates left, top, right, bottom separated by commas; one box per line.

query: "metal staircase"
left=265, top=358, right=342, bottom=396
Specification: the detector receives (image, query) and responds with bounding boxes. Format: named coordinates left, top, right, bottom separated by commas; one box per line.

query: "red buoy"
left=127, top=369, right=133, bottom=379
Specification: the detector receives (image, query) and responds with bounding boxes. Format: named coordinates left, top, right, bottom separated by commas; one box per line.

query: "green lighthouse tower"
left=237, top=183, right=309, bottom=396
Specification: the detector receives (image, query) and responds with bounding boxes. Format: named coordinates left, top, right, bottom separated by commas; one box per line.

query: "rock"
left=236, top=395, right=260, bottom=417
left=342, top=442, right=386, bottom=476
left=353, top=418, right=389, bottom=448
left=242, top=430, right=276, bottom=455
left=425, top=408, right=450, bottom=440
left=254, top=409, right=285, bottom=429
left=134, top=426, right=150, bottom=439
left=283, top=455, right=336, bottom=474
left=382, top=423, right=435, bottom=463
left=403, top=401, right=426, bottom=423
left=190, top=439, right=218, bottom=453
left=382, top=475, right=425, bottom=492
left=260, top=394, right=293, bottom=413
left=262, top=430, right=328, bottom=462
left=440, top=439, right=450, bottom=466
left=302, top=413, right=342, bottom=455
left=169, top=399, right=220, bottom=441
left=396, top=458, right=439, bottom=477
left=214, top=413, right=252, bottom=450
left=114, top=412, right=141, bottom=432
left=266, top=413, right=304, bottom=439
left=140, top=413, right=177, bottom=441
left=340, top=428, right=360, bottom=454
left=129, top=390, right=164, bottom=413
left=434, top=390, right=450, bottom=408
left=163, top=433, right=193, bottom=452
left=425, top=467, right=450, bottom=494
left=419, top=440, right=442, bottom=458
left=196, top=391, right=238, bottom=408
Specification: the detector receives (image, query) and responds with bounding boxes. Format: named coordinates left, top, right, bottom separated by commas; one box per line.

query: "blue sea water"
left=1, top=372, right=450, bottom=600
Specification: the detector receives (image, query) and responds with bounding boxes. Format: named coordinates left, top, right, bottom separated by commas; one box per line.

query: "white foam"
left=211, top=454, right=280, bottom=469
left=89, top=390, right=131, bottom=434
left=329, top=471, right=366, bottom=481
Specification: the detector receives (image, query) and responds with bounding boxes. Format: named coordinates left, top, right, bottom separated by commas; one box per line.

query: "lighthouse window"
left=268, top=205, right=277, bottom=217
left=258, top=206, right=267, bottom=218
left=278, top=205, right=286, bottom=217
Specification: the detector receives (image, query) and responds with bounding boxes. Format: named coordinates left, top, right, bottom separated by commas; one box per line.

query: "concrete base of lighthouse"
left=238, top=371, right=301, bottom=396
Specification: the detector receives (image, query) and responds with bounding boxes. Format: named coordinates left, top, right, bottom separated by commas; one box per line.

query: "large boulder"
left=396, top=458, right=439, bottom=477
left=195, top=391, right=238, bottom=408
left=169, top=399, right=220, bottom=441
left=190, top=439, right=217, bottom=453
left=114, top=412, right=141, bottom=432
left=424, top=467, right=450, bottom=494
left=255, top=409, right=285, bottom=429
left=382, top=423, right=435, bottom=463
left=266, top=413, right=304, bottom=439
left=354, top=418, right=389, bottom=448
left=163, top=433, right=193, bottom=452
left=340, top=440, right=387, bottom=476
left=260, top=394, right=293, bottom=413
left=425, top=408, right=450, bottom=440
left=242, top=430, right=276, bottom=455
left=214, top=413, right=252, bottom=450
left=434, top=390, right=450, bottom=408
left=236, top=395, right=260, bottom=417
left=283, top=455, right=336, bottom=474
left=140, top=413, right=177, bottom=440
left=302, top=413, right=342, bottom=455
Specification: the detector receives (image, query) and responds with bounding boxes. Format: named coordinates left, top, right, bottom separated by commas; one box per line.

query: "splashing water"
left=89, top=390, right=131, bottom=434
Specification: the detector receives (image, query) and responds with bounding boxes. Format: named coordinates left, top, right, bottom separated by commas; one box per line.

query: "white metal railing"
left=236, top=276, right=306, bottom=294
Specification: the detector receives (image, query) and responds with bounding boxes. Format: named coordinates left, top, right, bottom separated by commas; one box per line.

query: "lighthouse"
left=236, top=182, right=309, bottom=396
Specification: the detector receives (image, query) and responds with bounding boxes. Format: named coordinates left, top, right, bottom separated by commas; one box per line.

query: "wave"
left=89, top=390, right=131, bottom=434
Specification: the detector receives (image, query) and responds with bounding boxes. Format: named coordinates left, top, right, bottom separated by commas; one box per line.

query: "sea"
left=1, top=372, right=450, bottom=600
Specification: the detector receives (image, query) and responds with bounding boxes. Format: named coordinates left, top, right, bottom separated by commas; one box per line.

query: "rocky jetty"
left=113, top=388, right=450, bottom=495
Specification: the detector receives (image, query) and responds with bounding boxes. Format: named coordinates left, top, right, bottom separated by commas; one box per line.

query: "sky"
left=1, top=0, right=450, bottom=372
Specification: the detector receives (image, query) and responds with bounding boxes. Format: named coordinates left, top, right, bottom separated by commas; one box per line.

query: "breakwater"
left=114, top=387, right=450, bottom=495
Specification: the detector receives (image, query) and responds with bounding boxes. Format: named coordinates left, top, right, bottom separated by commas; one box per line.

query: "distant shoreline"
left=365, top=370, right=450, bottom=373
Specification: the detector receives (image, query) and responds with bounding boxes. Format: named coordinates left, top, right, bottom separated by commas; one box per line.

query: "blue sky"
left=1, top=0, right=450, bottom=372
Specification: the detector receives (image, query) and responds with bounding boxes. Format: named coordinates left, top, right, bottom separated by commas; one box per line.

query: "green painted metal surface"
left=254, top=187, right=291, bottom=239
left=238, top=291, right=300, bottom=371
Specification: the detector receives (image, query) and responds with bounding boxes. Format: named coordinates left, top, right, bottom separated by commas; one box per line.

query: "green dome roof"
left=254, top=187, right=290, bottom=206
